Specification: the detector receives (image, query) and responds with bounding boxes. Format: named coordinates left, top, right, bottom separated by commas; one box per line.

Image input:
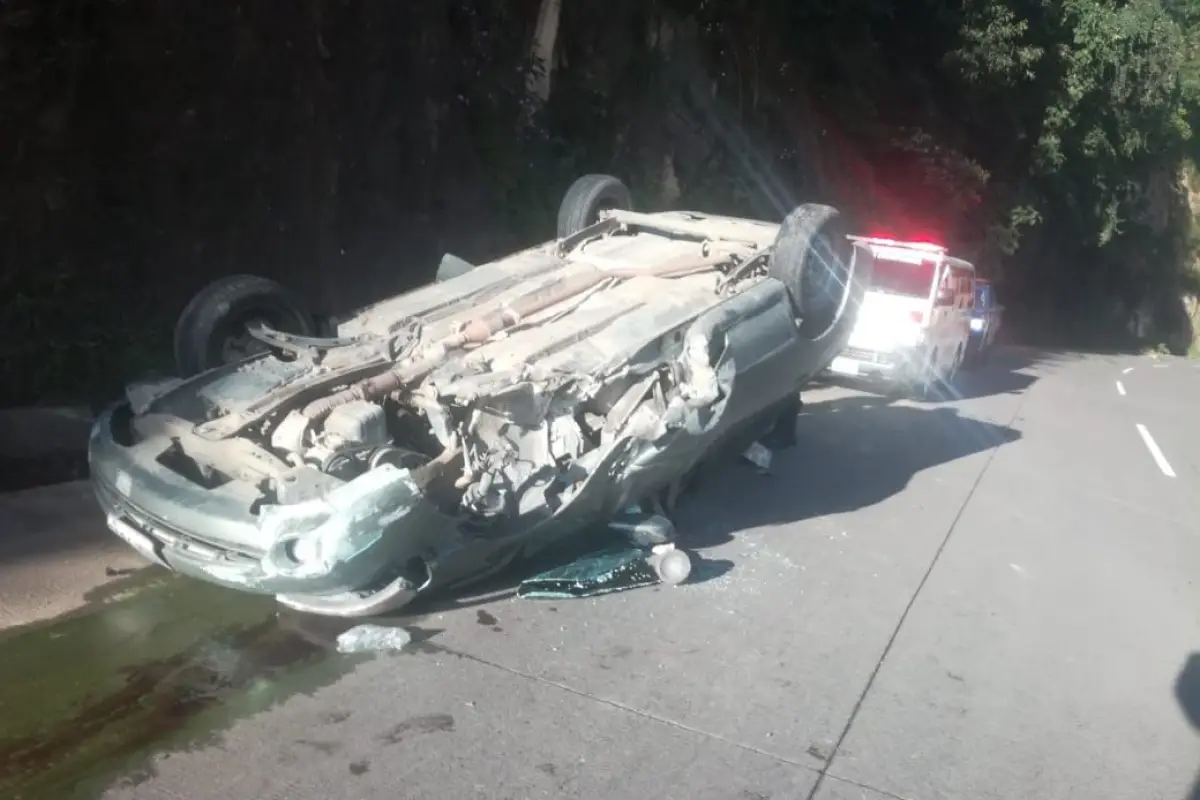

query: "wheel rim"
left=807, top=236, right=843, bottom=305
left=218, top=319, right=271, bottom=364
left=800, top=233, right=852, bottom=336
left=209, top=306, right=302, bottom=368
left=591, top=201, right=617, bottom=226
left=923, top=351, right=939, bottom=397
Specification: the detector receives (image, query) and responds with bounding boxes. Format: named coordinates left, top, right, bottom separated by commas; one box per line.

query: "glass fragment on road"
left=517, top=546, right=661, bottom=599
left=741, top=440, right=772, bottom=473
left=335, top=624, right=413, bottom=654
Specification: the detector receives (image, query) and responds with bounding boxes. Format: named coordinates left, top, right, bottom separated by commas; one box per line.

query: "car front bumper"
left=87, top=404, right=411, bottom=602
left=827, top=346, right=925, bottom=383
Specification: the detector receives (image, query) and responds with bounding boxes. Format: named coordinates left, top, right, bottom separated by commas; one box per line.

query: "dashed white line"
left=1122, top=367, right=1134, bottom=374
left=1116, top=380, right=1126, bottom=396
left=1136, top=424, right=1177, bottom=478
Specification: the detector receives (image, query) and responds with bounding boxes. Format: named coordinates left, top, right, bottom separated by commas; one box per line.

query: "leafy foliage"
left=4, top=0, right=1200, bottom=406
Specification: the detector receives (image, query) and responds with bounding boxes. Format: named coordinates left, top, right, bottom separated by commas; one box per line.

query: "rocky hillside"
left=3, top=0, right=1200, bottom=405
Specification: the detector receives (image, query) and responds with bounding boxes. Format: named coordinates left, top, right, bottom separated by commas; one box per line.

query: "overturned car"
left=89, top=175, right=873, bottom=617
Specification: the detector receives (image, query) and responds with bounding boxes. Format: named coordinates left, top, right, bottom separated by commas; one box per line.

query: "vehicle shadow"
left=0, top=480, right=147, bottom=580
left=1174, top=653, right=1200, bottom=800
left=676, top=391, right=1022, bottom=549
left=402, top=530, right=737, bottom=617
left=948, top=348, right=1044, bottom=401
left=368, top=386, right=1023, bottom=617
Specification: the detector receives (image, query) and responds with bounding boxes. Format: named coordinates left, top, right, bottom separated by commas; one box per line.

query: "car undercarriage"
left=90, top=176, right=871, bottom=616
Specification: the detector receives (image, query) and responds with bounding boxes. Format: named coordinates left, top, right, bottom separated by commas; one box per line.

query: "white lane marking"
left=1116, top=380, right=1126, bottom=396
left=1136, top=424, right=1177, bottom=478
left=1122, top=367, right=1134, bottom=374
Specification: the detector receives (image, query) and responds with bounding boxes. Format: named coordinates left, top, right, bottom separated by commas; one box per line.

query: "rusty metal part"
left=409, top=436, right=464, bottom=504
left=716, top=252, right=770, bottom=293
left=194, top=356, right=395, bottom=441
left=602, top=209, right=764, bottom=247
left=554, top=215, right=621, bottom=257
left=301, top=254, right=733, bottom=422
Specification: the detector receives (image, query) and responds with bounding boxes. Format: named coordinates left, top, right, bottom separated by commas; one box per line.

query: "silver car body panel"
left=89, top=208, right=870, bottom=615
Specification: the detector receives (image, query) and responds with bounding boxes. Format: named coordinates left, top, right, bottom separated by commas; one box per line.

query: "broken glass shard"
left=517, top=546, right=661, bottom=599
left=335, top=624, right=413, bottom=654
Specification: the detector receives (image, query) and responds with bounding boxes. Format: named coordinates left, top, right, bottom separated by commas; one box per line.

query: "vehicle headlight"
left=259, top=465, right=417, bottom=578
left=261, top=505, right=335, bottom=573
left=287, top=534, right=324, bottom=565
left=969, top=318, right=984, bottom=332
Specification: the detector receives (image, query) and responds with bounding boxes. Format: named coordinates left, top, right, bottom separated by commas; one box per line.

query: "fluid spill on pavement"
left=0, top=571, right=375, bottom=800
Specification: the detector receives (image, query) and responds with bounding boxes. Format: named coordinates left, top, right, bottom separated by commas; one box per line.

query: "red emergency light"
left=851, top=235, right=947, bottom=254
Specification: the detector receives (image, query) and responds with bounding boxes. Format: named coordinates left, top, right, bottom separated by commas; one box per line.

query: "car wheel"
left=910, top=349, right=939, bottom=400
left=173, top=274, right=316, bottom=377
left=556, top=174, right=633, bottom=239
left=947, top=345, right=964, bottom=385
left=768, top=204, right=855, bottom=339
left=960, top=340, right=978, bottom=370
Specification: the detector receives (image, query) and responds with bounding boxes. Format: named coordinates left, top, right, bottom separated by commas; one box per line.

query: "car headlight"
left=969, top=318, right=984, bottom=332
left=286, top=533, right=324, bottom=565
left=259, top=465, right=417, bottom=577
left=261, top=504, right=334, bottom=572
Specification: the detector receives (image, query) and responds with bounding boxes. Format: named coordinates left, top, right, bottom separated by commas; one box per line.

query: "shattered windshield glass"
left=517, top=546, right=661, bottom=599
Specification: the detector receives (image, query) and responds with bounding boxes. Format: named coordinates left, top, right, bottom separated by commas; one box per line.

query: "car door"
left=982, top=285, right=1002, bottom=347
left=951, top=265, right=976, bottom=363
left=932, top=262, right=973, bottom=371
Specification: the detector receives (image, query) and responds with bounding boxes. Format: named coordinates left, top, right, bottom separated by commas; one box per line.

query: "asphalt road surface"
left=2, top=346, right=1199, bottom=800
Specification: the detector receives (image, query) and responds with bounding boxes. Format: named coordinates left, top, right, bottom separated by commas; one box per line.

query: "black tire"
left=556, top=174, right=633, bottom=239
left=960, top=343, right=976, bottom=371
left=961, top=340, right=978, bottom=370
left=912, top=349, right=952, bottom=401
left=907, top=376, right=934, bottom=402
left=945, top=347, right=963, bottom=391
left=768, top=204, right=854, bottom=338
left=173, top=274, right=316, bottom=377
left=897, top=348, right=931, bottom=401
left=961, top=338, right=989, bottom=370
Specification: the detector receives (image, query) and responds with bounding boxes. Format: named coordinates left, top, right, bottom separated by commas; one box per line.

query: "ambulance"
left=826, top=236, right=976, bottom=396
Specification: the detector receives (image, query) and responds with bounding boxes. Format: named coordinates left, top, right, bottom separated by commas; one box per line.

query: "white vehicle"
left=826, top=236, right=975, bottom=395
